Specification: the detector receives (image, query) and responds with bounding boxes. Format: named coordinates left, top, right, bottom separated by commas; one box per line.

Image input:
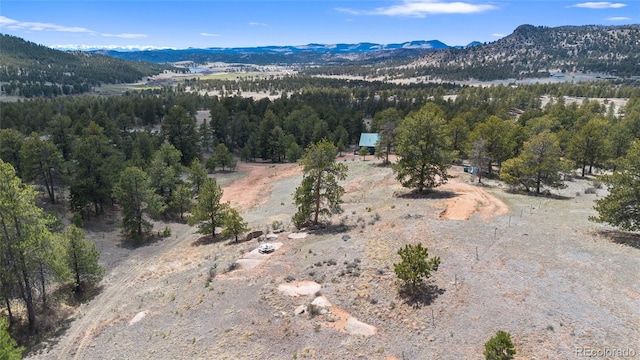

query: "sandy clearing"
left=278, top=281, right=321, bottom=297
left=128, top=311, right=147, bottom=326
left=326, top=305, right=378, bottom=337
left=234, top=242, right=284, bottom=270
left=221, top=162, right=301, bottom=211
left=436, top=179, right=509, bottom=220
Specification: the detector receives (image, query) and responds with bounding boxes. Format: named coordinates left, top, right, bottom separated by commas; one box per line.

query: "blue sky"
left=0, top=1, right=637, bottom=50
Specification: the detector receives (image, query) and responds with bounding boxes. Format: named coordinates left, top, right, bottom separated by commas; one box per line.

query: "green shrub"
left=393, top=243, right=440, bottom=294
left=484, top=330, right=516, bottom=360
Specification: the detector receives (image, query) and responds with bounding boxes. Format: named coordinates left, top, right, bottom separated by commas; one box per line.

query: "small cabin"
left=355, top=133, right=380, bottom=155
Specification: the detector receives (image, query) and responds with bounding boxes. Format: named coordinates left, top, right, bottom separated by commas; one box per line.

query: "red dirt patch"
left=221, top=163, right=301, bottom=210
left=435, top=178, right=509, bottom=220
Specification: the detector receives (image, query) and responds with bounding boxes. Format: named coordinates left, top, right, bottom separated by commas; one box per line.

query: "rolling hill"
left=0, top=34, right=180, bottom=97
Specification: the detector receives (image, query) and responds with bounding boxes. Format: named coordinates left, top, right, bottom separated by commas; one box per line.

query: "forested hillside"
left=303, top=24, right=640, bottom=80
left=410, top=24, right=640, bottom=79
left=0, top=34, right=180, bottom=97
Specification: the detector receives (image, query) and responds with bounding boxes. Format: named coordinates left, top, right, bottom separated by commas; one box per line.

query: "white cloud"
left=0, top=15, right=94, bottom=33
left=568, top=2, right=627, bottom=9
left=606, top=16, right=632, bottom=20
left=101, top=33, right=148, bottom=39
left=200, top=32, right=221, bottom=37
left=50, top=44, right=174, bottom=51
left=492, top=33, right=506, bottom=37
left=335, top=8, right=362, bottom=15
left=337, top=0, right=497, bottom=18
left=0, top=15, right=148, bottom=40
left=249, top=22, right=267, bottom=26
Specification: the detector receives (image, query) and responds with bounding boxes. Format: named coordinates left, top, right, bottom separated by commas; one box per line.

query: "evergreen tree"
left=393, top=243, right=440, bottom=295
left=392, top=104, right=452, bottom=192
left=187, top=158, right=207, bottom=195
left=286, top=142, right=303, bottom=163
left=0, top=160, right=57, bottom=332
left=500, top=132, right=565, bottom=193
left=0, top=318, right=23, bottom=360
left=569, top=117, right=609, bottom=176
left=147, top=143, right=183, bottom=217
left=591, top=141, right=640, bottom=231
left=484, top=330, right=516, bottom=360
left=114, top=167, right=158, bottom=241
left=171, top=183, right=193, bottom=221
left=61, top=225, right=104, bottom=293
left=188, top=178, right=228, bottom=239
left=469, top=116, right=514, bottom=176
left=162, top=105, right=200, bottom=165
left=20, top=133, right=65, bottom=203
left=70, top=122, right=123, bottom=217
left=0, top=129, right=24, bottom=176
left=292, top=139, right=348, bottom=228
left=213, top=143, right=235, bottom=171
left=221, top=207, right=249, bottom=242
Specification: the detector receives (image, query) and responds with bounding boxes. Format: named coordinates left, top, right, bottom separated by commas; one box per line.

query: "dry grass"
left=26, top=160, right=640, bottom=360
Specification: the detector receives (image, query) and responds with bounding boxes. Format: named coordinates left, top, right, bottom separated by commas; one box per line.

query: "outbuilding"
left=355, top=133, right=380, bottom=155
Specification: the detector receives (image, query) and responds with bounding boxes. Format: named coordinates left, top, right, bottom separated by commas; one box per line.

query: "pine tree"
left=188, top=178, right=228, bottom=239
left=293, top=139, right=348, bottom=228
left=591, top=140, right=640, bottom=231
left=187, top=158, right=207, bottom=195
left=484, top=330, right=516, bottom=360
left=114, top=167, right=157, bottom=241
left=0, top=318, right=23, bottom=360
left=221, top=208, right=249, bottom=242
left=393, top=243, right=440, bottom=295
left=0, top=160, right=58, bottom=332
left=20, top=133, right=65, bottom=203
left=392, top=104, right=452, bottom=192
left=61, top=225, right=104, bottom=293
left=499, top=132, right=565, bottom=193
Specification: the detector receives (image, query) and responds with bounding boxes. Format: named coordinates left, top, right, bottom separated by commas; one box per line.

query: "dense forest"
left=2, top=78, right=639, bottom=210
left=0, top=35, right=181, bottom=97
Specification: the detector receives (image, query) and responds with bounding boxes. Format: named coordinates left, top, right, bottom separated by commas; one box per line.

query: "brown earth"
left=221, top=162, right=301, bottom=210
left=436, top=176, right=509, bottom=220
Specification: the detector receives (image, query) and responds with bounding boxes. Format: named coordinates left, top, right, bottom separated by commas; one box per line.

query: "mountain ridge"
left=399, top=23, right=640, bottom=80
left=53, top=39, right=463, bottom=53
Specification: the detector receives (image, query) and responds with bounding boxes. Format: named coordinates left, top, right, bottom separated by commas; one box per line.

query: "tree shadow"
left=191, top=235, right=223, bottom=247
left=305, top=223, right=356, bottom=236
left=503, top=189, right=573, bottom=200
left=395, top=189, right=457, bottom=200
left=597, top=229, right=640, bottom=250
left=223, top=234, right=259, bottom=246
left=117, top=234, right=166, bottom=249
left=398, top=283, right=445, bottom=309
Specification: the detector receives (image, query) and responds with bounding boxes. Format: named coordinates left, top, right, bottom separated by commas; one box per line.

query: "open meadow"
left=26, top=156, right=640, bottom=360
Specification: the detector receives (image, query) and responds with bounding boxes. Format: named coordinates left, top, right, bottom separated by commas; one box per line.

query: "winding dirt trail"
left=52, top=226, right=197, bottom=360
left=46, top=162, right=301, bottom=360
left=436, top=179, right=509, bottom=220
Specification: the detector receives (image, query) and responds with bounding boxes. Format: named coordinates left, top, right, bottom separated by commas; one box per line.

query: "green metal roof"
left=358, top=133, right=380, bottom=147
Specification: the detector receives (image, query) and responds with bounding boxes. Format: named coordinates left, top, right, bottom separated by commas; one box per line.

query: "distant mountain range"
left=2, top=22, right=639, bottom=97
left=58, top=39, right=476, bottom=53
left=85, top=40, right=479, bottom=65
